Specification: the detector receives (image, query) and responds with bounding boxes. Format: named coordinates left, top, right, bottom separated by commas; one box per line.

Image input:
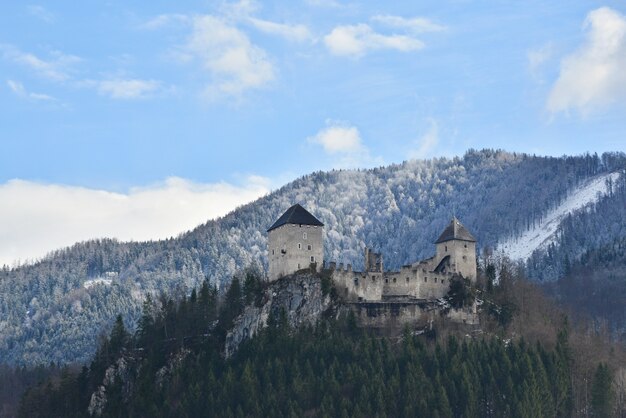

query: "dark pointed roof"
left=435, top=217, right=476, bottom=244
left=267, top=204, right=324, bottom=232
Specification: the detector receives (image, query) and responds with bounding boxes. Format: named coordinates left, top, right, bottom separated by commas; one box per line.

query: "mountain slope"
left=1, top=149, right=625, bottom=365
left=497, top=172, right=619, bottom=260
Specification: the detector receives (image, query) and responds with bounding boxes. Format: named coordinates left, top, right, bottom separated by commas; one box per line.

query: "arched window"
left=310, top=256, right=315, bottom=262
left=298, top=243, right=302, bottom=250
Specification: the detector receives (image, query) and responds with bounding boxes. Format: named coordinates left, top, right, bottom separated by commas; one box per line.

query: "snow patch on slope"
left=497, top=172, right=620, bottom=261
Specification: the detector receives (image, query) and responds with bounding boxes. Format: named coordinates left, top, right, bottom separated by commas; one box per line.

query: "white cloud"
left=95, top=79, right=161, bottom=99
left=371, top=15, right=446, bottom=33
left=0, top=44, right=79, bottom=81
left=324, top=24, right=424, bottom=57
left=183, top=15, right=275, bottom=99
left=308, top=120, right=363, bottom=154
left=0, top=176, right=270, bottom=266
left=409, top=119, right=439, bottom=159
left=547, top=7, right=626, bottom=114
left=248, top=18, right=312, bottom=42
left=307, top=120, right=383, bottom=168
left=27, top=5, right=55, bottom=23
left=6, top=79, right=55, bottom=101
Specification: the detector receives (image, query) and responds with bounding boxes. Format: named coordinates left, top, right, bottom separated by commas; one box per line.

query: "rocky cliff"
left=225, top=273, right=335, bottom=357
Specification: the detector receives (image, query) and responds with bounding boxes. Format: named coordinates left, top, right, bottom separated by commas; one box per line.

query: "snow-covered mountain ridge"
left=497, top=172, right=621, bottom=261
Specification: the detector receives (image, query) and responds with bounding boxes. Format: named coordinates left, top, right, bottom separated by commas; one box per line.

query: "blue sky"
left=1, top=0, right=625, bottom=264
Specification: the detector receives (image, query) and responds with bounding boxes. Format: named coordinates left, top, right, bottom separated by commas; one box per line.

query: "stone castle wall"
left=330, top=260, right=455, bottom=302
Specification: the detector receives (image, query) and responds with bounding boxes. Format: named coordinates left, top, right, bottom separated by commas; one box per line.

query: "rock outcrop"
left=224, top=273, right=334, bottom=357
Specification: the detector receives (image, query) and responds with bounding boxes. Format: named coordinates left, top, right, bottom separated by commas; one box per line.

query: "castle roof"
left=267, top=204, right=324, bottom=232
left=435, top=217, right=476, bottom=244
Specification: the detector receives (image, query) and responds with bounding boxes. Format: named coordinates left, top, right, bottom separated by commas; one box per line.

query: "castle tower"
left=267, top=204, right=324, bottom=281
left=434, top=217, right=477, bottom=281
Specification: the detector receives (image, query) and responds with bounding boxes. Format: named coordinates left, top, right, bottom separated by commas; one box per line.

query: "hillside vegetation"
left=1, top=149, right=625, bottom=365
left=16, top=264, right=626, bottom=418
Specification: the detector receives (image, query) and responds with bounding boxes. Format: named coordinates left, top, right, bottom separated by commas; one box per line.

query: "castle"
left=267, top=204, right=477, bottom=302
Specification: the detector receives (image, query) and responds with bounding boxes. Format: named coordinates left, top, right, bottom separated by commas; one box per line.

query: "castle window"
left=393, top=277, right=397, bottom=283
left=310, top=256, right=315, bottom=262
left=372, top=277, right=376, bottom=282
left=406, top=277, right=410, bottom=283
left=424, top=277, right=427, bottom=283
left=464, top=244, right=467, bottom=248
left=445, top=245, right=448, bottom=252
left=272, top=249, right=275, bottom=255
left=434, top=278, right=438, bottom=283
left=463, top=256, right=467, bottom=261
left=441, top=279, right=445, bottom=284
left=298, top=263, right=301, bottom=269
left=303, top=232, right=307, bottom=240
left=354, top=278, right=359, bottom=286
left=298, top=243, right=302, bottom=250
left=385, top=278, right=389, bottom=284
left=308, top=244, right=312, bottom=251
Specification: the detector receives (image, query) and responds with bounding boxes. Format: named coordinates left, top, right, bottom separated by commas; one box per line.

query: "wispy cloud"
left=547, top=7, right=626, bottom=115
left=6, top=79, right=56, bottom=102
left=0, top=44, right=79, bottom=81
left=139, top=13, right=190, bottom=30
left=527, top=43, right=554, bottom=80
left=305, top=0, right=346, bottom=8
left=248, top=18, right=312, bottom=43
left=324, top=23, right=424, bottom=57
left=408, top=119, right=439, bottom=160
left=183, top=15, right=275, bottom=99
left=371, top=15, right=446, bottom=33
left=93, top=79, right=161, bottom=99
left=0, top=176, right=270, bottom=266
left=27, top=5, right=55, bottom=23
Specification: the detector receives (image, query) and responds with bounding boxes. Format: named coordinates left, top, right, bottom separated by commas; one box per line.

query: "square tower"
left=267, top=204, right=324, bottom=281
left=434, top=217, right=477, bottom=281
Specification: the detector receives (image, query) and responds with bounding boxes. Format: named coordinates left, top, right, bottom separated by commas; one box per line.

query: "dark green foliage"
left=591, top=363, right=615, bottom=418
left=19, top=280, right=577, bottom=418
left=446, top=276, right=475, bottom=309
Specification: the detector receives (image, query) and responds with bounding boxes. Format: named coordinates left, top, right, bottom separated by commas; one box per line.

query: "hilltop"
left=1, top=149, right=625, bottom=365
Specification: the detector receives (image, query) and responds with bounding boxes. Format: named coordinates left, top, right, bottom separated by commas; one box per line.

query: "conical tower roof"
left=435, top=217, right=476, bottom=244
left=267, top=204, right=324, bottom=232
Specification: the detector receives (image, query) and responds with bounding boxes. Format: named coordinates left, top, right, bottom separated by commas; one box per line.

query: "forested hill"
left=1, top=149, right=626, bottom=365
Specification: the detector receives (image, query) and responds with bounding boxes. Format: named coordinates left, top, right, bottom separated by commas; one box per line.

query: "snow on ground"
left=83, top=278, right=113, bottom=289
left=497, top=172, right=620, bottom=261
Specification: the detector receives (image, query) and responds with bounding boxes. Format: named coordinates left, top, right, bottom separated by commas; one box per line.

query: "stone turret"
left=267, top=204, right=324, bottom=281
left=434, top=217, right=477, bottom=281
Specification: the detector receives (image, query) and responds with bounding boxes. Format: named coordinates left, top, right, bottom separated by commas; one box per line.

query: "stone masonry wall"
left=268, top=224, right=323, bottom=281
